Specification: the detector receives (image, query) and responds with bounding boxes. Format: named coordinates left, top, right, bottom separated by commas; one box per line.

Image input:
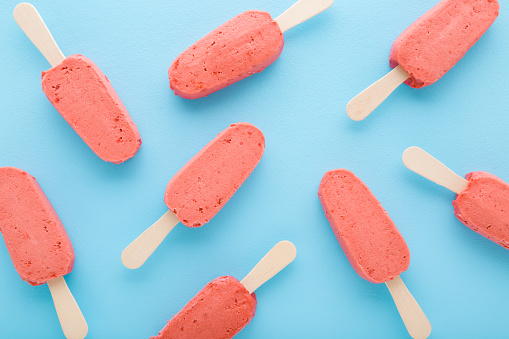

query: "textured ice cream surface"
left=453, top=171, right=509, bottom=249
left=389, top=0, right=499, bottom=88
left=164, top=122, right=264, bottom=227
left=151, top=276, right=257, bottom=339
left=318, top=169, right=410, bottom=283
left=0, top=167, right=74, bottom=286
left=169, top=10, right=284, bottom=99
left=41, top=54, right=141, bottom=163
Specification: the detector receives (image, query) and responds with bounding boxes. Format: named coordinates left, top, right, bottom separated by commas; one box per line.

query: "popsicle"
left=0, top=167, right=87, bottom=339
left=318, top=169, right=431, bottom=339
left=347, top=0, right=499, bottom=121
left=150, top=241, right=296, bottom=339
left=169, top=0, right=334, bottom=99
left=121, top=122, right=264, bottom=269
left=403, top=146, right=509, bottom=249
left=14, top=3, right=141, bottom=163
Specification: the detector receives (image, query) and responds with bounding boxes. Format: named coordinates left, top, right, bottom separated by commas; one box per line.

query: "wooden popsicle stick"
left=121, top=210, right=180, bottom=269
left=275, top=0, right=334, bottom=33
left=47, top=276, right=88, bottom=339
left=13, top=2, right=65, bottom=67
left=386, top=276, right=431, bottom=339
left=346, top=65, right=409, bottom=121
left=240, top=240, right=296, bottom=294
left=402, top=146, right=468, bottom=194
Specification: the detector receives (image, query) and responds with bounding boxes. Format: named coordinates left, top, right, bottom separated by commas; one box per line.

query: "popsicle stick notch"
left=241, top=241, right=297, bottom=294
left=346, top=65, right=409, bottom=121
left=13, top=3, right=65, bottom=67
left=275, top=0, right=334, bottom=33
left=386, top=276, right=431, bottom=339
left=47, top=276, right=88, bottom=339
left=402, top=146, right=468, bottom=194
left=121, top=211, right=180, bottom=269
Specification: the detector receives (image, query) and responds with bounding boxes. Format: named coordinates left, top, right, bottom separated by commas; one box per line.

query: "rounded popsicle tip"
left=346, top=98, right=370, bottom=121
left=121, top=248, right=143, bottom=270
left=63, top=320, right=88, bottom=339
left=402, top=146, right=424, bottom=165
left=13, top=2, right=35, bottom=15
left=276, top=240, right=297, bottom=263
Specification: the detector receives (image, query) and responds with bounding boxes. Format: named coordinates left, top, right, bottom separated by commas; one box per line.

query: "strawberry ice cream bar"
left=169, top=0, right=334, bottom=99
left=150, top=241, right=296, bottom=339
left=165, top=122, right=265, bottom=227
left=403, top=146, right=509, bottom=250
left=121, top=122, right=265, bottom=269
left=169, top=10, right=283, bottom=99
left=390, top=0, right=499, bottom=88
left=318, top=169, right=410, bottom=283
left=0, top=166, right=87, bottom=337
left=318, top=169, right=430, bottom=338
left=453, top=171, right=509, bottom=249
left=41, top=54, right=141, bottom=163
left=151, top=276, right=256, bottom=339
left=347, top=0, right=499, bottom=121
left=14, top=3, right=141, bottom=164
left=0, top=167, right=74, bottom=286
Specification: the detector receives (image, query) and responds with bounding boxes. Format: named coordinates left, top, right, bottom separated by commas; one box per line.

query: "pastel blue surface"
left=0, top=0, right=508, bottom=338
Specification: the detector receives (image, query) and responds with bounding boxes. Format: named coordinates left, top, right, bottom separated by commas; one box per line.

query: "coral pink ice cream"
left=121, top=122, right=265, bottom=269
left=318, top=169, right=410, bottom=283
left=0, top=167, right=74, bottom=286
left=453, top=171, right=509, bottom=249
left=41, top=54, right=142, bottom=163
left=165, top=122, right=265, bottom=227
left=389, top=0, right=500, bottom=88
left=151, top=276, right=257, bottom=339
left=169, top=10, right=284, bottom=99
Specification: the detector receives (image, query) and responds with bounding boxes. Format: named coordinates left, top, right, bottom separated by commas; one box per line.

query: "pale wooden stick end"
left=121, top=210, right=180, bottom=269
left=385, top=275, right=431, bottom=339
left=346, top=66, right=409, bottom=121
left=241, top=240, right=296, bottom=294
left=47, top=276, right=88, bottom=339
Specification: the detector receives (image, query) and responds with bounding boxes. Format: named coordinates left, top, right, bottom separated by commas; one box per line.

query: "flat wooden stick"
left=240, top=241, right=296, bottom=294
left=346, top=65, right=409, bottom=121
left=275, top=0, right=334, bottom=33
left=121, top=210, right=180, bottom=269
left=385, top=276, right=431, bottom=339
left=403, top=146, right=468, bottom=194
left=47, top=276, right=88, bottom=339
left=13, top=3, right=65, bottom=67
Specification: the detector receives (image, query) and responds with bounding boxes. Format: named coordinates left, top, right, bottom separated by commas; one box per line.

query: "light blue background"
left=1, top=0, right=508, bottom=338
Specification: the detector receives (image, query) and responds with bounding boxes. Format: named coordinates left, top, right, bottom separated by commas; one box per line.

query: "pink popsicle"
left=122, top=122, right=265, bottom=269
left=318, top=169, right=430, bottom=338
left=150, top=241, right=296, bottom=338
left=41, top=54, right=142, bottom=164
left=347, top=0, right=499, bottom=121
left=168, top=0, right=334, bottom=99
left=0, top=167, right=74, bottom=286
left=165, top=122, right=265, bottom=227
left=453, top=171, right=509, bottom=249
left=151, top=276, right=256, bottom=339
left=14, top=3, right=142, bottom=164
left=169, top=10, right=284, bottom=99
left=402, top=146, right=509, bottom=251
left=390, top=0, right=500, bottom=88
left=0, top=166, right=87, bottom=337
left=318, top=169, right=410, bottom=283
